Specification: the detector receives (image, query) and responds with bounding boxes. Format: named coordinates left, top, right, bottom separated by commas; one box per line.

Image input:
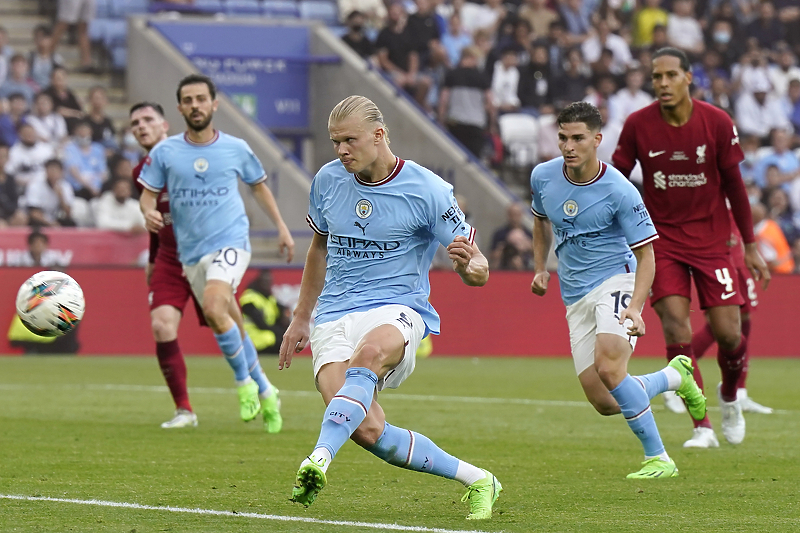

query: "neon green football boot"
left=290, top=457, right=328, bottom=507
left=461, top=470, right=502, bottom=520
left=237, top=380, right=261, bottom=422
left=261, top=386, right=283, bottom=434
left=668, top=354, right=707, bottom=421
left=626, top=457, right=679, bottom=479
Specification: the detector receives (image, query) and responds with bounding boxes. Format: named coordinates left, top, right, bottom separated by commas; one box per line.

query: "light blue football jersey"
left=530, top=158, right=658, bottom=306
left=138, top=131, right=266, bottom=265
left=307, top=157, right=475, bottom=336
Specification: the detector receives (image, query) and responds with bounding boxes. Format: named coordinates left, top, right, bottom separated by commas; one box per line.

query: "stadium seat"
left=298, top=0, right=338, bottom=24
left=88, top=18, right=110, bottom=43
left=261, top=0, right=300, bottom=19
left=115, top=0, right=151, bottom=16
left=103, top=19, right=128, bottom=48
left=225, top=0, right=262, bottom=15
left=111, top=46, right=127, bottom=70
left=95, top=0, right=112, bottom=18
left=499, top=113, right=539, bottom=167
left=194, top=0, right=225, bottom=13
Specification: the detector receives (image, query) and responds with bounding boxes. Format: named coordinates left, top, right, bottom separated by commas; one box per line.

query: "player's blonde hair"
left=328, top=95, right=390, bottom=145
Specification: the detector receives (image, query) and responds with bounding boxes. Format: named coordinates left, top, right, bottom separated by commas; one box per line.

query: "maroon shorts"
left=651, top=247, right=744, bottom=309
left=735, top=262, right=758, bottom=314
left=149, top=257, right=207, bottom=327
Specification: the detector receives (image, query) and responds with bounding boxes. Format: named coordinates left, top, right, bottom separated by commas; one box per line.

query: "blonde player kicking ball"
left=279, top=95, right=501, bottom=519
left=530, top=102, right=707, bottom=479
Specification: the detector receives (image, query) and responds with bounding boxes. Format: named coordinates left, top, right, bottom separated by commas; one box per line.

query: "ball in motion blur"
left=15, top=271, right=85, bottom=337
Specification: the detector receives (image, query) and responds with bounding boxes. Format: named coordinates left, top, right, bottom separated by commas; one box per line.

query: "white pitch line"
left=0, top=383, right=793, bottom=414
left=0, top=494, right=491, bottom=533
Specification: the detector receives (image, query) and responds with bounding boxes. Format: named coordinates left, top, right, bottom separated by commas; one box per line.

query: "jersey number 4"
left=715, top=268, right=734, bottom=292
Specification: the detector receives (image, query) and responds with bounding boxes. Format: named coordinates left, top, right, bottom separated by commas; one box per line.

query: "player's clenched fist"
left=531, top=271, right=550, bottom=296
left=144, top=209, right=164, bottom=233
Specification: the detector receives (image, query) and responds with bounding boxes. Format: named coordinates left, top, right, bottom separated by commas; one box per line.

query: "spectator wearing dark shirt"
left=438, top=46, right=494, bottom=158
left=42, top=66, right=83, bottom=133
left=405, top=0, right=445, bottom=70
left=342, top=11, right=376, bottom=60
left=375, top=2, right=432, bottom=109
left=552, top=47, right=592, bottom=109
left=489, top=202, right=533, bottom=270
left=518, top=42, right=553, bottom=111
left=86, top=85, right=117, bottom=152
left=0, top=143, right=27, bottom=226
left=745, top=1, right=785, bottom=51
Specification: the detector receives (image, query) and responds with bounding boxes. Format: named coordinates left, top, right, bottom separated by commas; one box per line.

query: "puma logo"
left=194, top=174, right=206, bottom=183
left=354, top=221, right=369, bottom=235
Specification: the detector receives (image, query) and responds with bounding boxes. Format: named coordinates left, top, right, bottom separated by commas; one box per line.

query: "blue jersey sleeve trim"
left=306, top=214, right=328, bottom=236
left=137, top=177, right=161, bottom=193
left=630, top=234, right=659, bottom=249
left=250, top=174, right=268, bottom=185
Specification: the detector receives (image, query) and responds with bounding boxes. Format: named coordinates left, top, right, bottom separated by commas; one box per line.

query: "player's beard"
left=184, top=110, right=213, bottom=132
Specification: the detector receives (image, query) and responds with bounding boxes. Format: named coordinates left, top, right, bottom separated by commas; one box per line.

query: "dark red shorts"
left=651, top=247, right=744, bottom=309
left=735, top=261, right=758, bottom=314
left=149, top=257, right=206, bottom=327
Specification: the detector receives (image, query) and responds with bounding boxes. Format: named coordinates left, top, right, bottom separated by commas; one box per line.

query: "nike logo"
left=721, top=292, right=737, bottom=300
left=649, top=150, right=666, bottom=158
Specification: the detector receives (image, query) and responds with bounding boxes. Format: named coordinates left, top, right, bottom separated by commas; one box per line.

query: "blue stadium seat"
left=88, top=18, right=110, bottom=42
left=299, top=0, right=338, bottom=24
left=95, top=0, right=112, bottom=18
left=103, top=19, right=128, bottom=48
left=112, top=46, right=127, bottom=70
left=194, top=0, right=225, bottom=13
left=226, top=0, right=261, bottom=14
left=116, top=0, right=151, bottom=16
left=261, top=0, right=300, bottom=19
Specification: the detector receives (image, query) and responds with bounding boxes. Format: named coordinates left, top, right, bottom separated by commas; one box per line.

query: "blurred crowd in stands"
left=0, top=21, right=145, bottom=235
left=337, top=0, right=800, bottom=273
left=3, top=0, right=800, bottom=275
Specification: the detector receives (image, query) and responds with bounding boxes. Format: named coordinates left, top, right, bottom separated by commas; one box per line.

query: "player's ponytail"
left=328, top=95, right=391, bottom=145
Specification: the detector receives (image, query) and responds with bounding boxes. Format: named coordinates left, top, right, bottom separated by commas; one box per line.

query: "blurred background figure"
left=239, top=269, right=291, bottom=354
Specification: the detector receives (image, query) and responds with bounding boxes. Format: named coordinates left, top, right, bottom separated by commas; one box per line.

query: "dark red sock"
left=157, top=340, right=192, bottom=412
left=667, top=343, right=712, bottom=428
left=717, top=335, right=747, bottom=402
left=691, top=323, right=715, bottom=359
left=736, top=319, right=751, bottom=389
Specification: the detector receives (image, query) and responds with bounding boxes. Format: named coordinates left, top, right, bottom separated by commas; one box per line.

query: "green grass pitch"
left=0, top=355, right=798, bottom=532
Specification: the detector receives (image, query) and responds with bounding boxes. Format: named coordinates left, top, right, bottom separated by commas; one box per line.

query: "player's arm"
left=448, top=237, right=489, bottom=286
left=250, top=181, right=295, bottom=263
left=145, top=232, right=159, bottom=285
left=530, top=215, right=552, bottom=296
left=611, top=118, right=637, bottom=178
left=618, top=243, right=655, bottom=337
left=278, top=232, right=327, bottom=370
left=720, top=164, right=771, bottom=289
left=139, top=188, right=164, bottom=233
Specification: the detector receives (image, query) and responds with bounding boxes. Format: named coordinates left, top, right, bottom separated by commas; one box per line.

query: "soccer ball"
left=15, top=271, right=85, bottom=337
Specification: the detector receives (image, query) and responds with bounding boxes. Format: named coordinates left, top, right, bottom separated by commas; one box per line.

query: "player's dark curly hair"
left=176, top=74, right=217, bottom=102
left=652, top=47, right=691, bottom=72
left=557, top=102, right=603, bottom=132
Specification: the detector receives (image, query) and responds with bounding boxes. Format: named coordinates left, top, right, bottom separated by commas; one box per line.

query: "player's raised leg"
left=151, top=304, right=197, bottom=428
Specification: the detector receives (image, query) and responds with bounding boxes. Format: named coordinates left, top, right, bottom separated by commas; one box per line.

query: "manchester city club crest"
left=193, top=157, right=209, bottom=173
left=355, top=199, right=373, bottom=219
left=563, top=200, right=579, bottom=216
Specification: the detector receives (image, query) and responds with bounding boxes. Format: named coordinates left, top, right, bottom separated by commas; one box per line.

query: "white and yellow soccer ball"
left=15, top=271, right=85, bottom=337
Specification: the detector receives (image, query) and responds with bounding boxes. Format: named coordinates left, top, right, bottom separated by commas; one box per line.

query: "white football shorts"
left=309, top=304, right=425, bottom=391
left=182, top=247, right=251, bottom=306
left=565, top=273, right=639, bottom=375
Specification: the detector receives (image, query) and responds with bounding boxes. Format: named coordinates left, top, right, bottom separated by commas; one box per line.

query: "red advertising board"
left=0, top=268, right=797, bottom=357
left=0, top=228, right=149, bottom=267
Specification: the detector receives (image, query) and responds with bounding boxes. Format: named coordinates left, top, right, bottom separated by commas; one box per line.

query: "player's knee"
left=151, top=316, right=178, bottom=342
left=594, top=361, right=624, bottom=391
left=714, top=330, right=741, bottom=352
left=202, top=299, right=228, bottom=330
left=591, top=398, right=620, bottom=416
left=350, top=342, right=383, bottom=370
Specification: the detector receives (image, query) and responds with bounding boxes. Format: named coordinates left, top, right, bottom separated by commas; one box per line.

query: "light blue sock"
left=315, top=367, right=377, bottom=459
left=633, top=371, right=669, bottom=401
left=368, top=422, right=459, bottom=479
left=243, top=334, right=270, bottom=395
left=214, top=323, right=249, bottom=382
left=609, top=375, right=666, bottom=458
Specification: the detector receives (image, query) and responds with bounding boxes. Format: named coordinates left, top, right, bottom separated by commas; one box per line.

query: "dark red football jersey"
left=613, top=99, right=745, bottom=253
left=133, top=157, right=179, bottom=264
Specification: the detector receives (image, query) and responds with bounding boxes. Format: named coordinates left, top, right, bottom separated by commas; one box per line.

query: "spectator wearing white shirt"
left=666, top=0, right=705, bottom=57
left=24, top=158, right=75, bottom=227
left=608, top=67, right=653, bottom=127
left=92, top=178, right=145, bottom=232
left=25, top=92, right=68, bottom=151
left=491, top=48, right=521, bottom=113
left=455, top=0, right=505, bottom=37
left=769, top=47, right=800, bottom=98
left=734, top=73, right=792, bottom=141
left=581, top=19, right=632, bottom=75
left=5, top=122, right=54, bottom=192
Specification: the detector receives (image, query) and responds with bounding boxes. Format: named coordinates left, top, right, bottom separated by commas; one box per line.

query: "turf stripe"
left=0, top=494, right=491, bottom=533
left=0, top=383, right=793, bottom=414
